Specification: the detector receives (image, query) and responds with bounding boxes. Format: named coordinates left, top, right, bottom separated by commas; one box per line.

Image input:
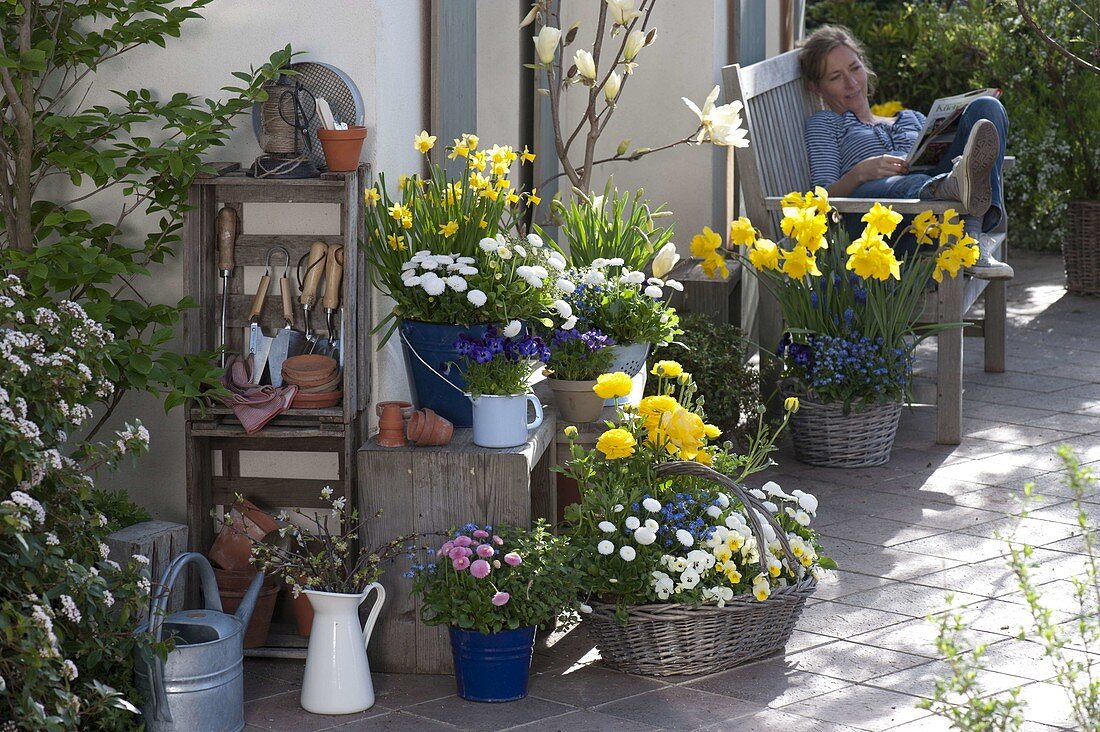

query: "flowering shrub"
left=544, top=327, right=616, bottom=381
left=242, top=487, right=413, bottom=596
left=0, top=275, right=162, bottom=729
left=560, top=363, right=829, bottom=618
left=412, top=520, right=577, bottom=633
left=566, top=258, right=682, bottom=347
left=454, top=325, right=550, bottom=397
left=731, top=189, right=976, bottom=407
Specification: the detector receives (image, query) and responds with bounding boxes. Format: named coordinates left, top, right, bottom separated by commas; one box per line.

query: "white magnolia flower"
left=623, top=29, right=646, bottom=61
left=553, top=299, right=573, bottom=318
left=619, top=545, right=637, bottom=562
left=634, top=526, right=656, bottom=545
left=534, top=26, right=562, bottom=65
left=651, top=242, right=680, bottom=278
left=503, top=319, right=522, bottom=337
left=682, top=85, right=749, bottom=147
left=479, top=237, right=498, bottom=252
left=445, top=276, right=468, bottom=292
left=467, top=289, right=488, bottom=307
left=644, top=285, right=663, bottom=299
left=604, top=70, right=622, bottom=103
left=574, top=49, right=597, bottom=81
left=665, top=278, right=684, bottom=292
left=675, top=529, right=694, bottom=547
left=598, top=520, right=616, bottom=533
left=597, top=540, right=615, bottom=556
left=642, top=497, right=662, bottom=512
left=606, top=0, right=641, bottom=25
left=625, top=516, right=640, bottom=530
left=527, top=233, right=544, bottom=248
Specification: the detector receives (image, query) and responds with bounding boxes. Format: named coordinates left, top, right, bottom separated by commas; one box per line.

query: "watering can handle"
left=360, top=582, right=386, bottom=650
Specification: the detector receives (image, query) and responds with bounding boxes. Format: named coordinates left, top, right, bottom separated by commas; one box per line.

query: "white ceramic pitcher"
left=470, top=393, right=544, bottom=448
left=300, top=583, right=385, bottom=715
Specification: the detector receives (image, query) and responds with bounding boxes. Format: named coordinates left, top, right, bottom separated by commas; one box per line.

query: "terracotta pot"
left=208, top=499, right=278, bottom=571
left=317, top=125, right=367, bottom=172
left=406, top=408, right=454, bottom=446
left=375, top=400, right=415, bottom=421
left=291, top=589, right=314, bottom=637
left=214, top=568, right=280, bottom=648
left=546, top=378, right=604, bottom=423
left=377, top=402, right=408, bottom=448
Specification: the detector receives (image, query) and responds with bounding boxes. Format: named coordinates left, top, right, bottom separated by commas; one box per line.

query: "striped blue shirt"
left=805, top=109, right=927, bottom=188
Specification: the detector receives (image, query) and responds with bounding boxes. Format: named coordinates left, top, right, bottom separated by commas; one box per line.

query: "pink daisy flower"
left=470, top=559, right=491, bottom=579
left=491, top=591, right=510, bottom=606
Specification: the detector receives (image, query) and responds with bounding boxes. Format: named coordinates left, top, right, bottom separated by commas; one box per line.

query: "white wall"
left=80, top=0, right=428, bottom=523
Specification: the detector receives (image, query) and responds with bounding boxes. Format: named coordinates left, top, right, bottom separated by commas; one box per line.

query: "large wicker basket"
left=788, top=397, right=902, bottom=468
left=1064, top=200, right=1100, bottom=296
left=581, top=461, right=817, bottom=677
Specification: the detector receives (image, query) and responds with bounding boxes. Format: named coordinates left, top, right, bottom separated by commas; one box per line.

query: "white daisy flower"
left=503, top=320, right=522, bottom=337
left=479, top=237, right=497, bottom=252
left=445, top=276, right=468, bottom=292
left=625, top=516, right=640, bottom=530
left=619, top=546, right=636, bottom=561
left=527, top=233, right=544, bottom=248
left=642, top=497, right=662, bottom=512
left=467, top=289, right=487, bottom=307
left=598, top=520, right=616, bottom=533
left=597, top=540, right=615, bottom=556
left=644, top=285, right=663, bottom=299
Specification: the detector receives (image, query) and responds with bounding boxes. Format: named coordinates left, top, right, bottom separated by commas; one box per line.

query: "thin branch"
left=1015, top=0, right=1100, bottom=76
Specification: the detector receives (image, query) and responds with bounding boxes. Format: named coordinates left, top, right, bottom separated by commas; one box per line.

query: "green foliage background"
left=806, top=0, right=1100, bottom=252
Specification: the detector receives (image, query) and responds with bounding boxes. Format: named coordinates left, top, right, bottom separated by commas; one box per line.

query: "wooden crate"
left=358, top=417, right=557, bottom=674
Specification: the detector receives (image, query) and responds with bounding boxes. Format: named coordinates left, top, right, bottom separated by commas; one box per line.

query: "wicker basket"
left=1064, top=200, right=1100, bottom=297
left=788, top=398, right=902, bottom=468
left=581, top=461, right=817, bottom=677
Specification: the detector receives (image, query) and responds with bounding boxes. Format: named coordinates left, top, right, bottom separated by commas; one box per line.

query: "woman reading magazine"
left=799, top=25, right=1011, bottom=280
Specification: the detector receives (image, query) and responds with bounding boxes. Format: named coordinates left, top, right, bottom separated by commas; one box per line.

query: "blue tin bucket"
left=448, top=625, right=537, bottom=702
left=399, top=320, right=490, bottom=427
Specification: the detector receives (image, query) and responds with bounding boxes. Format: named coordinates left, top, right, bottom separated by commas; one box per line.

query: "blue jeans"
left=846, top=97, right=1009, bottom=254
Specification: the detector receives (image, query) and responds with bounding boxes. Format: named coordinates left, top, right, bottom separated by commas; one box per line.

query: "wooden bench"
left=722, top=50, right=1009, bottom=444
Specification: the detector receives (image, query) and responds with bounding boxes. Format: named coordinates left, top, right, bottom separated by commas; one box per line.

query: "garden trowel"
left=267, top=265, right=307, bottom=387
left=314, top=244, right=343, bottom=364
left=298, top=241, right=328, bottom=354
left=247, top=252, right=280, bottom=385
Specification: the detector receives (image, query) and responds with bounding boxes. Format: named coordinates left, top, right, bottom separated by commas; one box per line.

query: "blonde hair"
left=799, top=25, right=877, bottom=97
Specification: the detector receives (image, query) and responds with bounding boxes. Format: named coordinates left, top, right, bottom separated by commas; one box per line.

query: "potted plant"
left=730, top=190, right=977, bottom=467
left=361, top=133, right=568, bottom=425
left=247, top=488, right=414, bottom=715
left=559, top=363, right=829, bottom=676
left=454, top=326, right=550, bottom=448
left=411, top=520, right=576, bottom=702
left=564, top=258, right=682, bottom=405
left=543, top=326, right=616, bottom=422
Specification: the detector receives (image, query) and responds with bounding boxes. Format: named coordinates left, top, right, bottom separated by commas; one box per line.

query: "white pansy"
left=597, top=540, right=615, bottom=556
left=651, top=242, right=680, bottom=278
left=445, top=276, right=468, bottom=292
left=634, top=526, right=656, bottom=545
left=479, top=237, right=497, bottom=252
left=598, top=520, right=616, bottom=533
left=665, top=278, right=684, bottom=292
left=644, top=285, right=663, bottom=299
left=503, top=320, right=522, bottom=337
left=467, top=289, right=488, bottom=307
left=679, top=569, right=700, bottom=589
left=794, top=510, right=812, bottom=526
left=625, top=516, right=640, bottom=530
left=553, top=300, right=573, bottom=318
left=619, top=545, right=637, bottom=561
left=527, top=233, right=544, bottom=248
left=642, top=497, right=662, bottom=512
left=706, top=505, right=722, bottom=518
left=675, top=529, right=694, bottom=547
left=669, top=556, right=688, bottom=573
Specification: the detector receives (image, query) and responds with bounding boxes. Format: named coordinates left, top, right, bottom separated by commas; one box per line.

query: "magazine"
left=905, top=88, right=1002, bottom=166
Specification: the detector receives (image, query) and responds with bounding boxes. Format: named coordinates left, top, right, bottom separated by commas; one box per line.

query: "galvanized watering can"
left=136, top=552, right=264, bottom=732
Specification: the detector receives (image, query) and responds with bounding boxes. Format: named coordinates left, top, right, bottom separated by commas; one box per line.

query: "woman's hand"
left=854, top=154, right=909, bottom=182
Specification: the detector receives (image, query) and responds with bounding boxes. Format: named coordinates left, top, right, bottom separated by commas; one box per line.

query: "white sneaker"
left=965, top=234, right=1013, bottom=280
left=933, top=120, right=999, bottom=218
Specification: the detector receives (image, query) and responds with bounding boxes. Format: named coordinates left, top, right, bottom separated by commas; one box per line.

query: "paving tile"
left=779, top=684, right=932, bottom=731
left=863, top=658, right=1030, bottom=701
left=990, top=681, right=1080, bottom=729
left=372, top=672, right=457, bottom=709
left=976, top=637, right=1090, bottom=682
left=685, top=656, right=852, bottom=708
left=527, top=662, right=665, bottom=708
left=245, top=658, right=306, bottom=685
left=1024, top=499, right=1100, bottom=526
left=244, top=669, right=301, bottom=703
left=819, top=515, right=947, bottom=548
left=909, top=558, right=1023, bottom=599
left=967, top=424, right=1083, bottom=448
left=795, top=602, right=911, bottom=639
left=889, top=531, right=1019, bottom=564
left=781, top=640, right=933, bottom=683
left=404, top=694, right=573, bottom=731
left=959, top=515, right=1082, bottom=546
left=694, top=708, right=864, bottom=731
left=244, top=690, right=390, bottom=731
left=946, top=598, right=1073, bottom=639
left=832, top=582, right=985, bottom=619
left=809, top=570, right=894, bottom=602
left=506, top=709, right=661, bottom=731
left=848, top=617, right=1005, bottom=659
left=594, top=686, right=764, bottom=731
left=330, top=711, right=459, bottom=730
left=812, top=537, right=963, bottom=581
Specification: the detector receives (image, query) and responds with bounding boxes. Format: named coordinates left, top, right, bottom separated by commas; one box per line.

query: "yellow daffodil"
left=691, top=227, right=729, bottom=279
left=400, top=215, right=413, bottom=230
left=650, top=360, right=683, bottom=378
left=449, top=139, right=470, bottom=159
left=596, top=428, right=636, bottom=460
left=870, top=100, right=904, bottom=117
left=388, top=202, right=411, bottom=221
left=780, top=245, right=821, bottom=279
left=910, top=210, right=940, bottom=246
left=526, top=189, right=541, bottom=207
left=464, top=133, right=480, bottom=151
left=784, top=396, right=800, bottom=413
left=748, top=238, right=781, bottom=271
left=439, top=220, right=458, bottom=237
left=805, top=186, right=832, bottom=215
left=387, top=234, right=405, bottom=251
left=468, top=172, right=489, bottom=190
left=780, top=206, right=828, bottom=252
left=413, top=130, right=437, bottom=154
left=521, top=145, right=536, bottom=163
left=593, top=372, right=633, bottom=399
left=938, top=208, right=965, bottom=244
left=847, top=239, right=901, bottom=281
left=701, top=252, right=728, bottom=279
left=506, top=191, right=520, bottom=205
left=478, top=218, right=488, bottom=229
left=846, top=229, right=887, bottom=256
left=364, top=187, right=381, bottom=204
left=780, top=191, right=806, bottom=209
left=479, top=187, right=500, bottom=201
left=728, top=217, right=757, bottom=247
left=861, top=202, right=903, bottom=237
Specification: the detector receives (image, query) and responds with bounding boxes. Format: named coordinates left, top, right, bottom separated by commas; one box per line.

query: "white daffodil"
left=445, top=276, right=468, bottom=292
left=534, top=25, right=561, bottom=66
left=634, top=526, right=656, bottom=545
left=623, top=29, right=646, bottom=62
left=605, top=71, right=622, bottom=105
left=503, top=319, right=522, bottom=337
left=682, top=86, right=749, bottom=148
left=651, top=242, right=679, bottom=278
left=467, top=289, right=487, bottom=307
left=598, top=520, right=616, bottom=533
left=573, top=49, right=597, bottom=81
left=642, top=497, right=662, bottom=512
left=606, top=0, right=641, bottom=25
left=597, top=540, right=615, bottom=556
left=619, top=545, right=637, bottom=561
left=527, top=233, right=544, bottom=248
left=644, top=285, right=663, bottom=299
left=625, top=516, right=640, bottom=530
left=553, top=299, right=573, bottom=318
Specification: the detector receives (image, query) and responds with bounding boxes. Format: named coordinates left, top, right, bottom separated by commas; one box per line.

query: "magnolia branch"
left=1015, top=0, right=1100, bottom=76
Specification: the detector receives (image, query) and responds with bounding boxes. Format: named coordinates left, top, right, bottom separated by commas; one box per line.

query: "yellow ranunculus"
left=650, top=360, right=683, bottom=378
left=593, top=372, right=633, bottom=399
left=661, top=406, right=706, bottom=460
left=861, top=202, right=903, bottom=237
left=596, top=428, right=636, bottom=460
left=728, top=217, right=757, bottom=248
left=748, top=238, right=781, bottom=271
left=784, top=396, right=800, bottom=413
left=703, top=423, right=722, bottom=439
left=780, top=245, right=821, bottom=279
left=413, top=130, right=437, bottom=154
left=563, top=425, right=578, bottom=438
left=638, top=394, right=678, bottom=431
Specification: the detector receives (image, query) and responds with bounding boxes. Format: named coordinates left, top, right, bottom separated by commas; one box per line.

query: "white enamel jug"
left=300, top=583, right=385, bottom=714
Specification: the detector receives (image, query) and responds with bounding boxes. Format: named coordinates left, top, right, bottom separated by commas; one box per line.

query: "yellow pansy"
left=861, top=202, right=903, bottom=237
left=387, top=234, right=405, bottom=251
left=725, top=566, right=742, bottom=584
left=650, top=360, right=683, bottom=378
left=593, top=372, right=633, bottom=399
left=413, top=130, right=437, bottom=154
left=728, top=217, right=757, bottom=247
left=726, top=534, right=744, bottom=552
left=713, top=545, right=733, bottom=563
left=596, top=428, right=636, bottom=460
left=748, top=239, right=781, bottom=271
left=780, top=245, right=821, bottom=279
left=439, top=220, right=458, bottom=237
left=364, top=187, right=381, bottom=204
left=753, top=579, right=770, bottom=602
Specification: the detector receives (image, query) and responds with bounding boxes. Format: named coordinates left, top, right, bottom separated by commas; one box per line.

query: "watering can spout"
left=235, top=571, right=266, bottom=626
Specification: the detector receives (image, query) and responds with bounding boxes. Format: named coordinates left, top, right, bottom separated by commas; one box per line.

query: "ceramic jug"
left=469, top=393, right=544, bottom=448
left=300, top=583, right=386, bottom=715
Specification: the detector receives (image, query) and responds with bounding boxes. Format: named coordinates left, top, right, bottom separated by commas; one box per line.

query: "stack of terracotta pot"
left=282, top=355, right=342, bottom=409
left=376, top=400, right=454, bottom=447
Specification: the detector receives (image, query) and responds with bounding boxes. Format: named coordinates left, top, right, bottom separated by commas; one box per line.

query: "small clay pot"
left=406, top=408, right=454, bottom=447
left=208, top=499, right=279, bottom=572
left=318, top=125, right=367, bottom=172
left=375, top=400, right=415, bottom=421
left=291, top=588, right=314, bottom=637
left=377, top=402, right=408, bottom=447
left=214, top=569, right=280, bottom=648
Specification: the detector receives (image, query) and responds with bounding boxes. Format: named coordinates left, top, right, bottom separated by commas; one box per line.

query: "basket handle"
left=653, top=461, right=804, bottom=580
